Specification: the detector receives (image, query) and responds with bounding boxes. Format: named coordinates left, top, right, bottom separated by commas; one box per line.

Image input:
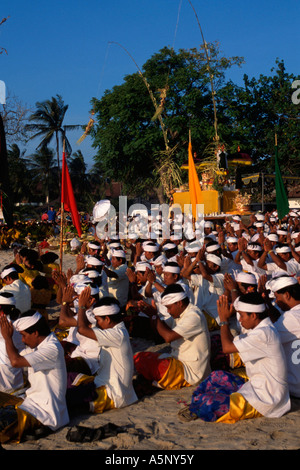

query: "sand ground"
left=1, top=249, right=300, bottom=452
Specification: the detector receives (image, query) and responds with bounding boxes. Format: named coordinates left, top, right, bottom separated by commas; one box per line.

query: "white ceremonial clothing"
left=274, top=304, right=300, bottom=398
left=233, top=317, right=290, bottom=418
left=189, top=272, right=224, bottom=324
left=1, top=279, right=31, bottom=313
left=107, top=263, right=129, bottom=307
left=160, top=303, right=211, bottom=385
left=0, top=317, right=24, bottom=392
left=265, top=258, right=300, bottom=277
left=19, top=332, right=69, bottom=430
left=92, top=321, right=138, bottom=408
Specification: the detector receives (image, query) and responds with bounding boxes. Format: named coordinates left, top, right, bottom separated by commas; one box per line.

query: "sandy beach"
left=1, top=248, right=300, bottom=452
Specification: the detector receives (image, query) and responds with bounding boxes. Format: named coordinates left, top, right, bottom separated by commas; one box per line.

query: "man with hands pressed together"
left=181, top=293, right=290, bottom=423
left=75, top=287, right=137, bottom=414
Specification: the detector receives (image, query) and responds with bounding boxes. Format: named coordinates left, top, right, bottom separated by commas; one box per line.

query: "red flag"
left=61, top=152, right=82, bottom=237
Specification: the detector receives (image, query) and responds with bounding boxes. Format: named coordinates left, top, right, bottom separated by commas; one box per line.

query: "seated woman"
left=179, top=293, right=291, bottom=423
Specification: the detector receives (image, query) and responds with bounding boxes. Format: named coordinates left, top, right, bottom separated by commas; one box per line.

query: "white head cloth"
left=135, top=262, right=152, bottom=272
left=206, top=243, right=220, bottom=253
left=227, top=237, right=238, bottom=244
left=14, top=312, right=42, bottom=331
left=85, top=256, right=104, bottom=266
left=111, top=249, right=126, bottom=258
left=235, top=272, right=257, bottom=285
left=0, top=293, right=16, bottom=305
left=93, top=304, right=120, bottom=316
left=267, top=234, right=278, bottom=242
left=269, top=276, right=298, bottom=293
left=247, top=244, right=262, bottom=251
left=275, top=246, right=291, bottom=254
left=233, top=297, right=265, bottom=313
left=74, top=282, right=99, bottom=296
left=88, top=242, right=101, bottom=250
left=1, top=267, right=17, bottom=279
left=186, top=242, right=201, bottom=253
left=152, top=254, right=167, bottom=266
left=163, top=243, right=177, bottom=251
left=161, top=291, right=187, bottom=306
left=163, top=264, right=181, bottom=274
left=70, top=274, right=90, bottom=285
left=206, top=254, right=222, bottom=266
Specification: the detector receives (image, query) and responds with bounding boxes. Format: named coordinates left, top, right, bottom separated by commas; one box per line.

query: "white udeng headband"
left=161, top=291, right=187, bottom=306
left=206, top=254, right=222, bottom=266
left=1, top=267, right=17, bottom=279
left=276, top=246, right=291, bottom=254
left=270, top=276, right=298, bottom=292
left=88, top=242, right=100, bottom=250
left=14, top=312, right=42, bottom=331
left=206, top=244, right=220, bottom=253
left=235, top=272, right=257, bottom=285
left=163, top=265, right=181, bottom=274
left=93, top=304, right=120, bottom=316
left=234, top=299, right=265, bottom=313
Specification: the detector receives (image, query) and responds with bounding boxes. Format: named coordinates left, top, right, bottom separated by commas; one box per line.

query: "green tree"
left=25, top=95, right=81, bottom=180
left=7, top=144, right=31, bottom=203
left=91, top=44, right=243, bottom=202
left=217, top=59, right=300, bottom=175
left=28, top=145, right=58, bottom=204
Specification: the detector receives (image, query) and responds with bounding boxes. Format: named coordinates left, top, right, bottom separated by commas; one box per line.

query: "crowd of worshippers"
left=0, top=208, right=300, bottom=443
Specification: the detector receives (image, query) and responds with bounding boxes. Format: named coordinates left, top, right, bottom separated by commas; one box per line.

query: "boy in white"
left=0, top=310, right=69, bottom=443
left=104, top=249, right=129, bottom=309
left=1, top=266, right=31, bottom=313
left=134, top=284, right=211, bottom=389
left=0, top=293, right=24, bottom=393
left=270, top=276, right=300, bottom=398
left=77, top=289, right=137, bottom=412
left=218, top=293, right=290, bottom=420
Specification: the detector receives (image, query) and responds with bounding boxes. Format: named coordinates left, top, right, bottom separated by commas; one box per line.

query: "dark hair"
left=0, top=293, right=20, bottom=321
left=238, top=292, right=268, bottom=320
left=93, top=296, right=123, bottom=323
left=277, top=282, right=300, bottom=300
left=20, top=309, right=51, bottom=336
left=161, top=283, right=189, bottom=306
left=31, top=275, right=50, bottom=290
left=40, top=252, right=59, bottom=265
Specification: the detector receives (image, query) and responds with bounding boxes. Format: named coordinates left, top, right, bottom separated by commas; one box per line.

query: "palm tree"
left=29, top=145, right=58, bottom=204
left=25, top=95, right=81, bottom=181
left=7, top=143, right=31, bottom=202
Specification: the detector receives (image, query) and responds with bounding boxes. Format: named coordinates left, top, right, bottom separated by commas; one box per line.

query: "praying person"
left=0, top=310, right=69, bottom=444
left=179, top=293, right=290, bottom=423
left=72, top=290, right=138, bottom=414
left=134, top=283, right=211, bottom=390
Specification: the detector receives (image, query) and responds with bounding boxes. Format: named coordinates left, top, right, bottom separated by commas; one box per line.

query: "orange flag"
left=188, top=140, right=203, bottom=218
left=61, top=152, right=82, bottom=237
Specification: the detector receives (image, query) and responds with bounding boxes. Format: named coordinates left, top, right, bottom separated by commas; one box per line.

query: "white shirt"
left=19, top=333, right=69, bottom=430
left=160, top=303, right=211, bottom=385
left=274, top=303, right=300, bottom=397
left=189, top=273, right=224, bottom=323
left=234, top=317, right=290, bottom=418
left=107, top=264, right=129, bottom=307
left=265, top=258, right=300, bottom=277
left=1, top=279, right=31, bottom=313
left=0, top=316, right=24, bottom=392
left=93, top=321, right=137, bottom=408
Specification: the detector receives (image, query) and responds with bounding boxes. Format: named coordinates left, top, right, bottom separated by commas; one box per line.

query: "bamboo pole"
left=59, top=139, right=65, bottom=273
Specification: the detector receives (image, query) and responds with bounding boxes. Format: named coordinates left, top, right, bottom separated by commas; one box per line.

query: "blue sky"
left=0, top=0, right=299, bottom=168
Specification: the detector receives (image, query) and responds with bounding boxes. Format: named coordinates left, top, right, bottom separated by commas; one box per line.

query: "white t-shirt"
left=107, top=264, right=129, bottom=307
left=0, top=316, right=24, bottom=392
left=233, top=317, right=290, bottom=418
left=274, top=303, right=300, bottom=398
left=19, top=333, right=69, bottom=430
left=1, top=279, right=31, bottom=313
left=160, top=303, right=211, bottom=385
left=189, top=273, right=224, bottom=323
left=93, top=321, right=138, bottom=408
